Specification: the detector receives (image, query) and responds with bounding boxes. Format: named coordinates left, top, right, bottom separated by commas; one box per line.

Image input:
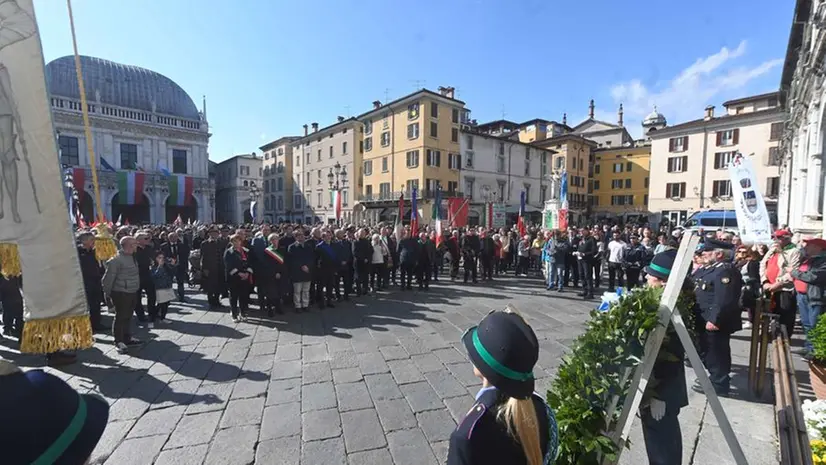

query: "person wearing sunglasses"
left=448, top=307, right=558, bottom=465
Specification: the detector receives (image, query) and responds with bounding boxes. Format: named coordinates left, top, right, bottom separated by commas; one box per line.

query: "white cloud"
left=608, top=40, right=781, bottom=138
left=259, top=133, right=267, bottom=141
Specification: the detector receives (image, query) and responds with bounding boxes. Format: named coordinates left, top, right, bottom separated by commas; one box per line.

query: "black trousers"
left=450, top=255, right=460, bottom=279
left=175, top=272, right=187, bottom=300
left=400, top=263, right=414, bottom=288
left=389, top=262, right=398, bottom=285
left=265, top=280, right=282, bottom=313
left=464, top=257, right=478, bottom=283
left=356, top=262, right=370, bottom=295
left=565, top=258, right=579, bottom=286
left=578, top=260, right=594, bottom=296
left=336, top=266, right=353, bottom=299
left=316, top=272, right=336, bottom=305
left=481, top=256, right=493, bottom=280
left=228, top=279, right=252, bottom=318
left=1, top=293, right=23, bottom=334
left=625, top=267, right=641, bottom=289
left=771, top=291, right=798, bottom=336
left=135, top=278, right=156, bottom=321
left=204, top=270, right=223, bottom=307
left=699, top=330, right=732, bottom=394
left=607, top=262, right=624, bottom=289
left=641, top=405, right=682, bottom=465
left=85, top=284, right=103, bottom=329
left=417, top=262, right=431, bottom=288
left=431, top=261, right=440, bottom=281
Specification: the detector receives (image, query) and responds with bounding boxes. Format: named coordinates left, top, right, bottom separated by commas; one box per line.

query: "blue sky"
left=35, top=0, right=793, bottom=162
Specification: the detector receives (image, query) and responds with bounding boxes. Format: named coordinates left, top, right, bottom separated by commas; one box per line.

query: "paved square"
left=0, top=276, right=778, bottom=464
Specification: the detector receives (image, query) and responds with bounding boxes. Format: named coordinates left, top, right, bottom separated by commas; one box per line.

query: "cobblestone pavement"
left=0, top=277, right=779, bottom=464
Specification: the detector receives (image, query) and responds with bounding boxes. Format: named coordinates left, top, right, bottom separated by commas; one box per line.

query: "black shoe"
left=136, top=316, right=148, bottom=323
left=125, top=339, right=142, bottom=347
left=267, top=308, right=274, bottom=317
left=327, top=302, right=335, bottom=308
left=46, top=352, right=77, bottom=367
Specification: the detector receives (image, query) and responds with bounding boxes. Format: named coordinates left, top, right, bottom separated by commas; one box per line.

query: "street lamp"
left=328, top=162, right=348, bottom=224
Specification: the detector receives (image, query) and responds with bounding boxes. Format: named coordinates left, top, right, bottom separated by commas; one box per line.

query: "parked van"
left=682, top=210, right=738, bottom=233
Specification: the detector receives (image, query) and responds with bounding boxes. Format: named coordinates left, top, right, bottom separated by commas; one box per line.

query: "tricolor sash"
left=265, top=246, right=285, bottom=264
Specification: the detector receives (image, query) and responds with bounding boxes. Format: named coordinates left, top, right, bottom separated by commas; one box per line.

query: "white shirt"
left=608, top=240, right=626, bottom=263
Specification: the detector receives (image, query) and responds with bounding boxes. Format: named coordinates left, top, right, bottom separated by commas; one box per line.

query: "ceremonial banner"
left=168, top=174, right=193, bottom=206
left=448, top=197, right=469, bottom=227
left=432, top=188, right=442, bottom=248
left=117, top=170, right=145, bottom=205
left=559, top=171, right=569, bottom=231
left=72, top=167, right=84, bottom=196
left=481, top=203, right=506, bottom=229
left=0, top=0, right=91, bottom=352
left=728, top=152, right=772, bottom=244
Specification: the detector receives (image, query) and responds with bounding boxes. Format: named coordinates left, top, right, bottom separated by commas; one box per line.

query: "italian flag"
left=332, top=190, right=342, bottom=220
left=432, top=188, right=442, bottom=248
left=169, top=175, right=194, bottom=206
left=482, top=202, right=494, bottom=228
left=117, top=171, right=145, bottom=205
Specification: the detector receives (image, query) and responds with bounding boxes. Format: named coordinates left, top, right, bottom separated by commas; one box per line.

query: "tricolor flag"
left=559, top=171, right=569, bottom=231
left=516, top=191, right=526, bottom=237
left=482, top=202, right=494, bottom=229
left=116, top=171, right=146, bottom=205
left=394, top=193, right=404, bottom=244
left=332, top=190, right=342, bottom=220
left=410, top=187, right=419, bottom=236
left=115, top=214, right=122, bottom=227
left=157, top=161, right=172, bottom=177
left=432, top=188, right=442, bottom=248
left=168, top=175, right=194, bottom=206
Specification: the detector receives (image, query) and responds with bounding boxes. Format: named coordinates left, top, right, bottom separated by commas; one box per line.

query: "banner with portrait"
left=728, top=152, right=772, bottom=244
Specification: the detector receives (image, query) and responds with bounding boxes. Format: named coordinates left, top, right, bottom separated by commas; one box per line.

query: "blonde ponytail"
left=498, top=396, right=543, bottom=465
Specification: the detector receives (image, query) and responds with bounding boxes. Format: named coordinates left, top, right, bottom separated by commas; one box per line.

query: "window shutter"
left=733, top=129, right=740, bottom=145
left=667, top=158, right=673, bottom=172
left=669, top=139, right=675, bottom=152
left=436, top=151, right=441, bottom=167
left=666, top=184, right=671, bottom=198
left=681, top=156, right=687, bottom=169
left=716, top=132, right=722, bottom=146
left=683, top=136, right=689, bottom=150
left=456, top=154, right=461, bottom=169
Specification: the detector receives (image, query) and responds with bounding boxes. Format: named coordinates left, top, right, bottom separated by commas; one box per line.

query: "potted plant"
left=809, top=317, right=826, bottom=400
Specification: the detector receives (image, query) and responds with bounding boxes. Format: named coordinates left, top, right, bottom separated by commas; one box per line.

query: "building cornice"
left=356, top=89, right=466, bottom=120
left=462, top=129, right=558, bottom=154
left=649, top=109, right=786, bottom=139
left=53, top=112, right=210, bottom=143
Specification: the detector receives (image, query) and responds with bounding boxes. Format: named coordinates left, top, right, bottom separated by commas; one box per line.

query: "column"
left=806, top=107, right=824, bottom=218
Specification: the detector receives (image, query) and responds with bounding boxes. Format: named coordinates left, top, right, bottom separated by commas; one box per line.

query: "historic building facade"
left=260, top=136, right=300, bottom=223
left=47, top=55, right=213, bottom=224
left=779, top=0, right=826, bottom=234
left=214, top=154, right=262, bottom=224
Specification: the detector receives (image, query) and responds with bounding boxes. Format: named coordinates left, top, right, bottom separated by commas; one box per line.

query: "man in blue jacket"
left=315, top=231, right=339, bottom=309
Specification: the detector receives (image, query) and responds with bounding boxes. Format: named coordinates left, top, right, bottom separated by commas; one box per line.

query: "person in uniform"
left=200, top=226, right=226, bottom=310
left=448, top=308, right=559, bottom=465
left=640, top=249, right=690, bottom=465
left=692, top=238, right=742, bottom=396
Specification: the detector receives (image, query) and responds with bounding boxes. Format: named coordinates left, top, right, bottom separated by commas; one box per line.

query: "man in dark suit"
left=133, top=232, right=155, bottom=322
left=77, top=231, right=104, bottom=332
left=161, top=231, right=190, bottom=302
left=200, top=227, right=226, bottom=310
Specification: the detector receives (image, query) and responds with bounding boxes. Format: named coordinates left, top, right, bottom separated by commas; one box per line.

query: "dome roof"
left=643, top=106, right=666, bottom=126
left=45, top=56, right=200, bottom=120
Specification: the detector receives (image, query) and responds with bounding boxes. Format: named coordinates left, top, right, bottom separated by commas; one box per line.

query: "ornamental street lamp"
left=328, top=162, right=348, bottom=224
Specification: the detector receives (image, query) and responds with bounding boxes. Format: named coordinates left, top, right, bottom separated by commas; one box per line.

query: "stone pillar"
left=806, top=106, right=824, bottom=219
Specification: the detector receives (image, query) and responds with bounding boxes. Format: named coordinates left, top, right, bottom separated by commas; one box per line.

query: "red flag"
left=410, top=188, right=419, bottom=236
left=448, top=197, right=470, bottom=227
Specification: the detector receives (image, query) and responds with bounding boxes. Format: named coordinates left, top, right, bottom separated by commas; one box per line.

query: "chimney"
left=311, top=122, right=319, bottom=133
left=618, top=103, right=624, bottom=127
left=303, top=124, right=308, bottom=136
left=337, top=116, right=345, bottom=122
left=562, top=113, right=567, bottom=125
left=438, top=86, right=455, bottom=99
left=704, top=105, right=715, bottom=121
left=588, top=99, right=595, bottom=119
left=372, top=100, right=382, bottom=109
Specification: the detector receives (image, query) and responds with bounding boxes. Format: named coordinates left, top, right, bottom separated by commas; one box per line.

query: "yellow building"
left=590, top=144, right=651, bottom=220
left=356, top=87, right=469, bottom=223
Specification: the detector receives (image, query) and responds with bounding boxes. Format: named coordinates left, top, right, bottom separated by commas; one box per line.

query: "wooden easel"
left=604, top=232, right=748, bottom=465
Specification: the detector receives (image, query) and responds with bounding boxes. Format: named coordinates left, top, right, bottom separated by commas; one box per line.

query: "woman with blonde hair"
left=448, top=306, right=558, bottom=465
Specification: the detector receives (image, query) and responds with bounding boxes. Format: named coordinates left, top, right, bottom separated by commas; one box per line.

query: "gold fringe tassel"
left=20, top=314, right=93, bottom=354
left=0, top=242, right=21, bottom=277
left=95, top=236, right=117, bottom=262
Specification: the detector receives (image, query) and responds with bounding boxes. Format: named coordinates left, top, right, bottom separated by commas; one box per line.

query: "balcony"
left=357, top=189, right=463, bottom=203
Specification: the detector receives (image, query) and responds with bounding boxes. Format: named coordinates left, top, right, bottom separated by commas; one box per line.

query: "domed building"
left=47, top=56, right=213, bottom=224
left=642, top=106, right=667, bottom=137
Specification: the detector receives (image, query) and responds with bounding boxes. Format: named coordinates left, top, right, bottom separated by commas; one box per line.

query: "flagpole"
left=67, top=0, right=104, bottom=223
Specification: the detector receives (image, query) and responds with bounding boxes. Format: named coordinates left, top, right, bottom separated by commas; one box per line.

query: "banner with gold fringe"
left=0, top=0, right=91, bottom=353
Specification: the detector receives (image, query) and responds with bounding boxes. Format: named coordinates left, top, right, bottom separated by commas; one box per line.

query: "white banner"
left=492, top=203, right=506, bottom=228
left=728, top=153, right=772, bottom=244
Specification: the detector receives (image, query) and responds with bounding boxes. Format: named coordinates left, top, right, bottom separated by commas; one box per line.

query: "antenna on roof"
left=411, top=79, right=425, bottom=91
left=501, top=105, right=506, bottom=120
left=384, top=88, right=391, bottom=103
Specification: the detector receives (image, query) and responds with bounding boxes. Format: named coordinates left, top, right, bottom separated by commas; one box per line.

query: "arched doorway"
left=166, top=195, right=198, bottom=224
left=111, top=193, right=151, bottom=225
left=77, top=191, right=95, bottom=224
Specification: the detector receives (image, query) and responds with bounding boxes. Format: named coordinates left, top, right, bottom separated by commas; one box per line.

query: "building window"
left=448, top=153, right=461, bottom=170
left=430, top=102, right=438, bottom=118
left=613, top=162, right=623, bottom=173
left=669, top=136, right=688, bottom=152
left=452, top=108, right=459, bottom=124
left=451, top=127, right=459, bottom=142
left=593, top=180, right=600, bottom=190
left=768, top=147, right=781, bottom=166
left=712, top=180, right=732, bottom=197
left=594, top=164, right=600, bottom=174
left=408, top=102, right=419, bottom=119
left=524, top=185, right=531, bottom=204
left=714, top=151, right=735, bottom=169
left=406, top=179, right=419, bottom=193
left=766, top=176, right=780, bottom=197
left=243, top=180, right=249, bottom=187
left=305, top=172, right=310, bottom=185
left=120, top=143, right=138, bottom=170
left=317, top=192, right=322, bottom=207
left=294, top=195, right=302, bottom=209
left=240, top=165, right=250, bottom=176
left=466, top=134, right=474, bottom=149
left=497, top=181, right=506, bottom=201
left=406, top=150, right=419, bottom=168
left=426, top=150, right=441, bottom=167
left=277, top=162, right=284, bottom=173
left=770, top=122, right=783, bottom=141
left=554, top=156, right=565, bottom=170
left=382, top=157, right=389, bottom=172
left=430, top=122, right=438, bottom=138
left=540, top=186, right=547, bottom=202
left=58, top=135, right=79, bottom=166
left=277, top=178, right=283, bottom=191
left=465, top=178, right=474, bottom=199
left=364, top=119, right=372, bottom=135
left=497, top=154, right=505, bottom=173
left=611, top=179, right=623, bottom=189
left=379, top=182, right=391, bottom=198
left=364, top=137, right=373, bottom=151
left=426, top=178, right=439, bottom=193
left=305, top=153, right=310, bottom=164
left=665, top=182, right=686, bottom=198
left=363, top=160, right=373, bottom=176
left=329, top=146, right=334, bottom=158
left=465, top=151, right=474, bottom=169
left=524, top=153, right=531, bottom=176
left=624, top=179, right=631, bottom=188
left=277, top=196, right=284, bottom=210
left=625, top=161, right=632, bottom=172
left=644, top=177, right=649, bottom=188
left=365, top=185, right=373, bottom=197
left=381, top=131, right=390, bottom=147
left=667, top=156, right=688, bottom=173
left=717, top=129, right=738, bottom=146
left=171, top=149, right=187, bottom=174
left=610, top=195, right=635, bottom=206
left=541, top=152, right=548, bottom=176
left=317, top=169, right=322, bottom=184
left=407, top=123, right=419, bottom=139
left=342, top=190, right=349, bottom=206
left=735, top=106, right=745, bottom=115
left=317, top=149, right=322, bottom=162
left=498, top=142, right=505, bottom=156
left=296, top=155, right=300, bottom=166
